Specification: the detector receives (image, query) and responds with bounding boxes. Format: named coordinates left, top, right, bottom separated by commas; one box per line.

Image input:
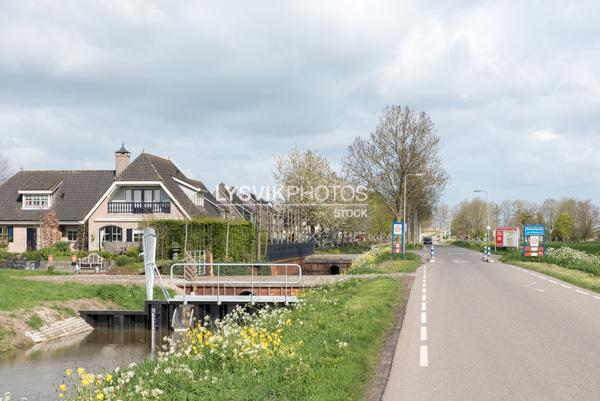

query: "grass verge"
left=316, top=244, right=372, bottom=254
left=0, top=269, right=167, bottom=311
left=505, top=260, right=600, bottom=294
left=347, top=252, right=421, bottom=275
left=60, top=278, right=406, bottom=401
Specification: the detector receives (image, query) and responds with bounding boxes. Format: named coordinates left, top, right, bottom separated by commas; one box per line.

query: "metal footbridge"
left=142, top=228, right=303, bottom=306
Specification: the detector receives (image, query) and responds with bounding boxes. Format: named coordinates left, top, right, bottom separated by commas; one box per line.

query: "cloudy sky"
left=0, top=0, right=599, bottom=206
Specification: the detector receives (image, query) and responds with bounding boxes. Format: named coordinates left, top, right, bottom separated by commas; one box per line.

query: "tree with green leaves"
left=554, top=212, right=573, bottom=242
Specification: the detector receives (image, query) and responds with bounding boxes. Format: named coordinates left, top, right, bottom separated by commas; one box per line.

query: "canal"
left=0, top=328, right=168, bottom=401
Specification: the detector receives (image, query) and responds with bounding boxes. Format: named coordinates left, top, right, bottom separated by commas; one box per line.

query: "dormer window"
left=194, top=193, right=204, bottom=206
left=22, top=194, right=51, bottom=209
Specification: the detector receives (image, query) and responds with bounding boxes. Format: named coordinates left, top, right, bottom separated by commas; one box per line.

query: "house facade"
left=0, top=145, right=222, bottom=253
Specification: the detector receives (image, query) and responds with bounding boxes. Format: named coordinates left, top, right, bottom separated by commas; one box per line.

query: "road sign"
left=530, top=236, right=539, bottom=247
left=524, top=224, right=545, bottom=236
left=523, top=224, right=546, bottom=257
left=391, top=221, right=404, bottom=255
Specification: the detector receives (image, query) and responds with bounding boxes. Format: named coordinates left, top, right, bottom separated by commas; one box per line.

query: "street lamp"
left=474, top=189, right=490, bottom=261
left=403, top=173, right=424, bottom=257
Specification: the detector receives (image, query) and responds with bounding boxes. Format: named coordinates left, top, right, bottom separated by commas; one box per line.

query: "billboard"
left=495, top=227, right=519, bottom=248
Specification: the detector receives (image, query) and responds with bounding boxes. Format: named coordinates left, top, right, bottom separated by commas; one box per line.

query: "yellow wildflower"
left=59, top=384, right=67, bottom=392
left=105, top=373, right=113, bottom=382
left=77, top=367, right=85, bottom=375
left=96, top=393, right=105, bottom=400
left=65, top=368, right=72, bottom=376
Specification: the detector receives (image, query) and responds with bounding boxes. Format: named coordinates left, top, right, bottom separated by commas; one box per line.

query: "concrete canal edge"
left=365, top=274, right=415, bottom=401
left=25, top=316, right=93, bottom=343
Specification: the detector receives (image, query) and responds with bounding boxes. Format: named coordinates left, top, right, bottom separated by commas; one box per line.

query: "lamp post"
left=403, top=173, right=424, bottom=257
left=474, top=189, right=490, bottom=262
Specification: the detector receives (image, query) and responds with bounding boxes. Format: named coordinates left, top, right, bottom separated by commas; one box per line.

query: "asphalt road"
left=383, top=245, right=600, bottom=401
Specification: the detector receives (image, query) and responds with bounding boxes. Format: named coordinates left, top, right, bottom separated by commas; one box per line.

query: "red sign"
left=495, top=227, right=519, bottom=248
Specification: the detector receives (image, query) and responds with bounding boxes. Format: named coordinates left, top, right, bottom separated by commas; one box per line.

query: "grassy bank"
left=506, top=260, right=600, bottom=294
left=59, top=278, right=406, bottom=401
left=0, top=269, right=167, bottom=353
left=0, top=269, right=161, bottom=311
left=316, top=244, right=372, bottom=254
left=347, top=253, right=421, bottom=274
left=346, top=245, right=422, bottom=275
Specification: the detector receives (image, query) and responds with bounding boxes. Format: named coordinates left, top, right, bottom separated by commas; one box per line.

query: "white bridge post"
left=143, top=227, right=157, bottom=301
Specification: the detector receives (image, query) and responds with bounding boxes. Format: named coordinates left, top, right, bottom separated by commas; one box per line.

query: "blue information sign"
left=523, top=224, right=545, bottom=236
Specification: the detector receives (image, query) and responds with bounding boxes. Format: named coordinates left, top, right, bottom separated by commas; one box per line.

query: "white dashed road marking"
left=421, top=312, right=427, bottom=324
left=560, top=284, right=572, bottom=289
left=421, top=326, right=427, bottom=341
left=420, top=345, right=429, bottom=367
left=421, top=302, right=427, bottom=311
left=575, top=289, right=589, bottom=296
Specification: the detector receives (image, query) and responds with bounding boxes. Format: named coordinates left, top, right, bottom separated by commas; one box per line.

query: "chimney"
left=115, top=142, right=131, bottom=176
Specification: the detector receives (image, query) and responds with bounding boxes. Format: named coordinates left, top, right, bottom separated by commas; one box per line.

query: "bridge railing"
left=169, top=262, right=303, bottom=304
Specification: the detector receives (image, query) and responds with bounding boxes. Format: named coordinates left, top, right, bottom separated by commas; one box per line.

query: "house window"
left=194, top=193, right=204, bottom=206
left=133, top=230, right=144, bottom=242
left=0, top=226, right=13, bottom=244
left=67, top=229, right=78, bottom=241
left=22, top=194, right=50, bottom=209
left=102, top=226, right=122, bottom=242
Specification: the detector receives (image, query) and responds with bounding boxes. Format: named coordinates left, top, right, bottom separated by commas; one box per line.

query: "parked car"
left=423, top=236, right=433, bottom=245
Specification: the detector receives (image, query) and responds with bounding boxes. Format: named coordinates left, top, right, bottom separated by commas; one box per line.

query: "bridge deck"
left=169, top=294, right=298, bottom=303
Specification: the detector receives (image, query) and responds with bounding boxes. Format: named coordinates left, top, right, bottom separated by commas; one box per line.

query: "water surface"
left=0, top=328, right=167, bottom=401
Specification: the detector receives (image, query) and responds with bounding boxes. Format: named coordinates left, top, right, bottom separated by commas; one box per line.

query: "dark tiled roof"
left=117, top=153, right=221, bottom=218
left=0, top=170, right=115, bottom=222
left=20, top=173, right=63, bottom=191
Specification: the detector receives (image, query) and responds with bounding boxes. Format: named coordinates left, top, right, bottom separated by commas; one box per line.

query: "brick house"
left=0, top=145, right=222, bottom=253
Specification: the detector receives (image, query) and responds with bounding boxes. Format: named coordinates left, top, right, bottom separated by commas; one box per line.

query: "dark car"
left=423, top=236, right=433, bottom=245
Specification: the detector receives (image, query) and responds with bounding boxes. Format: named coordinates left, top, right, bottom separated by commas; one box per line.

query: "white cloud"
left=530, top=129, right=559, bottom=142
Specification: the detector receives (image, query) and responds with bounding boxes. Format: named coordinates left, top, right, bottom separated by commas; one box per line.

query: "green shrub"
left=26, top=314, right=44, bottom=330
left=116, top=255, right=133, bottom=267
left=126, top=246, right=141, bottom=259
left=145, top=218, right=256, bottom=262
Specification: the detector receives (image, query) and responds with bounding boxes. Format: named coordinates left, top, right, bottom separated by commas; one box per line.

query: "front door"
left=26, top=228, right=37, bottom=251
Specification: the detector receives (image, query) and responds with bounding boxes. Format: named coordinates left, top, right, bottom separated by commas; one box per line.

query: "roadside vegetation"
left=346, top=245, right=421, bottom=274
left=450, top=240, right=600, bottom=293
left=56, top=278, right=406, bottom=401
left=315, top=244, right=372, bottom=254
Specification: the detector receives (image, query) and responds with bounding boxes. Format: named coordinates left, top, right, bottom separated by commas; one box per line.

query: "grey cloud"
left=0, top=0, right=599, bottom=206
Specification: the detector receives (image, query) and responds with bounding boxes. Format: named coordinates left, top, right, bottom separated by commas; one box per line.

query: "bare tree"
left=433, top=203, right=450, bottom=232
left=343, top=105, right=449, bottom=228
left=575, top=199, right=598, bottom=240
left=0, top=153, right=12, bottom=183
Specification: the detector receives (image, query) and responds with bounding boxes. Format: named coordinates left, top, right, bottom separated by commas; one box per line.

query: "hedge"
left=144, top=218, right=257, bottom=262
